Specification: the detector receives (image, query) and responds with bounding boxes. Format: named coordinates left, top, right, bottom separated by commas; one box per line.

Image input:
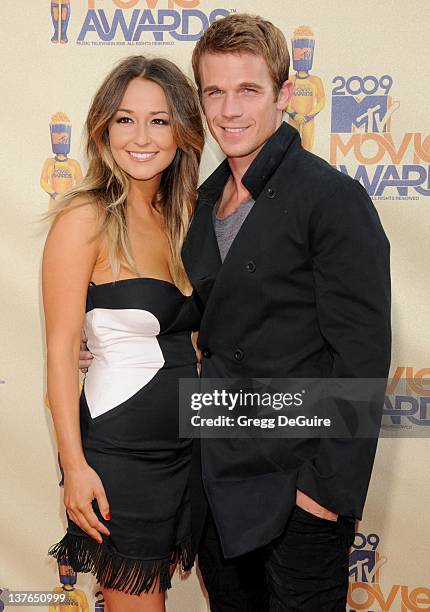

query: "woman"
left=43, top=56, right=204, bottom=611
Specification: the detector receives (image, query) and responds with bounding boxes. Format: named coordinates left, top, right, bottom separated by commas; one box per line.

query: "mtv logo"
left=349, top=549, right=378, bottom=583
left=331, top=95, right=389, bottom=133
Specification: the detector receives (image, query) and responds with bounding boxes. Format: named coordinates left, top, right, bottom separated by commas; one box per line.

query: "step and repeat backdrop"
left=1, top=1, right=429, bottom=610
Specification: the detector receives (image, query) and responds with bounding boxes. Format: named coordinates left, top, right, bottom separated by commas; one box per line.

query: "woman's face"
left=108, top=77, right=177, bottom=185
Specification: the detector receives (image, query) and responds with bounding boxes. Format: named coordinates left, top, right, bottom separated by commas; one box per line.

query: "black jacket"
left=182, top=122, right=391, bottom=558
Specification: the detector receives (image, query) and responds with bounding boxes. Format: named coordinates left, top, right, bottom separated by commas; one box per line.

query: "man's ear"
left=276, top=79, right=293, bottom=110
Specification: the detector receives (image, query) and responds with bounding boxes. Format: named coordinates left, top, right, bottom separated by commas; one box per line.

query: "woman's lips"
left=127, top=151, right=159, bottom=161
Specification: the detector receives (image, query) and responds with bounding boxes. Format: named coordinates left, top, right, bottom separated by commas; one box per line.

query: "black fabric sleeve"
left=296, top=178, right=391, bottom=519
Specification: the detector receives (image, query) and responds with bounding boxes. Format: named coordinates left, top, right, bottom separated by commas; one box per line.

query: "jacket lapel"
left=182, top=159, right=229, bottom=305
left=182, top=124, right=301, bottom=308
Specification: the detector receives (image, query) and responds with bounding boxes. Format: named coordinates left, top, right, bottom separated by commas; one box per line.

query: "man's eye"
left=242, top=88, right=257, bottom=94
left=209, top=90, right=222, bottom=97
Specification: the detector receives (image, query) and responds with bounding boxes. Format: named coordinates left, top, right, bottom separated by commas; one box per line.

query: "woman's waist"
left=84, top=357, right=197, bottom=375
left=79, top=363, right=198, bottom=422
left=87, top=331, right=196, bottom=367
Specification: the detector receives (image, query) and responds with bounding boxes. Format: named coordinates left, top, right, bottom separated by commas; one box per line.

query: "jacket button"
left=202, top=348, right=212, bottom=358
left=234, top=349, right=245, bottom=361
left=246, top=261, right=256, bottom=273
left=266, top=187, right=276, bottom=198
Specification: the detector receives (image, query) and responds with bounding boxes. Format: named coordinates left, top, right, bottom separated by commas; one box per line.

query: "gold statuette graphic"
left=285, top=26, right=325, bottom=152
left=51, top=0, right=71, bottom=44
left=40, top=113, right=83, bottom=210
left=48, top=560, right=89, bottom=612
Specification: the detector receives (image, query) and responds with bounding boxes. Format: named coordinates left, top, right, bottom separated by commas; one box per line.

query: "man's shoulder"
left=280, top=145, right=364, bottom=200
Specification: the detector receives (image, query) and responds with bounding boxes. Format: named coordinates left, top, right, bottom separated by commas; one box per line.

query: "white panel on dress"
left=83, top=308, right=165, bottom=418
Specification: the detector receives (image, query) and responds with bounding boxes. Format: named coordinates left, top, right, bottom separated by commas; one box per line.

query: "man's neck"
left=221, top=146, right=261, bottom=215
left=217, top=173, right=251, bottom=218
left=227, top=159, right=252, bottom=204
left=223, top=120, right=283, bottom=209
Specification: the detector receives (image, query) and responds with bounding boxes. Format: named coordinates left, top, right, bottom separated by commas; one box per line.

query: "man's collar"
left=242, top=122, right=300, bottom=199
left=198, top=122, right=300, bottom=205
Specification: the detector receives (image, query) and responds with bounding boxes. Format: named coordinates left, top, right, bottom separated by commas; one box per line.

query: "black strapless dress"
left=48, top=278, right=200, bottom=595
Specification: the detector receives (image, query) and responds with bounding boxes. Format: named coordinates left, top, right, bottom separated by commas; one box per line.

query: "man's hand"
left=79, top=328, right=93, bottom=373
left=296, top=489, right=338, bottom=521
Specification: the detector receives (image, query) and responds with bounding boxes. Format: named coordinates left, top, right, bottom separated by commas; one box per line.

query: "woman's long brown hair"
left=46, top=55, right=205, bottom=290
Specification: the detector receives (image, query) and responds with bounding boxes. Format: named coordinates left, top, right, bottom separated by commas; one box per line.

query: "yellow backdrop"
left=1, top=1, right=429, bottom=610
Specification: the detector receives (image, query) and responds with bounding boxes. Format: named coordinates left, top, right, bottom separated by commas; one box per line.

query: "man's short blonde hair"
left=192, top=14, right=290, bottom=98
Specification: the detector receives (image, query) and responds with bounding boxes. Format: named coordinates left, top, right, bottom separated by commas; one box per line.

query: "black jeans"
left=198, top=506, right=356, bottom=611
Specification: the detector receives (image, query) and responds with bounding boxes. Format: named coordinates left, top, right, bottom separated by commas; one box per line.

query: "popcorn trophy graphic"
left=49, top=559, right=89, bottom=611
left=40, top=113, right=83, bottom=210
left=51, top=0, right=71, bottom=44
left=285, top=26, right=325, bottom=151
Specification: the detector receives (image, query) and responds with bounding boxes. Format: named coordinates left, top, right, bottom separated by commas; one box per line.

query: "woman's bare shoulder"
left=48, top=196, right=104, bottom=239
left=43, top=196, right=107, bottom=291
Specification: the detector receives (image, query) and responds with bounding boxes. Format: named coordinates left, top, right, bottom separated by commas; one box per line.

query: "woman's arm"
left=191, top=331, right=201, bottom=366
left=42, top=201, right=110, bottom=543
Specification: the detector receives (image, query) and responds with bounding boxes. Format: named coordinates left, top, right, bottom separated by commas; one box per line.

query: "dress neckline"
left=88, top=277, right=187, bottom=296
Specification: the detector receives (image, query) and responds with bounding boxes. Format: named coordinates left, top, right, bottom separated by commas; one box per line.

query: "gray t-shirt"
left=213, top=198, right=255, bottom=262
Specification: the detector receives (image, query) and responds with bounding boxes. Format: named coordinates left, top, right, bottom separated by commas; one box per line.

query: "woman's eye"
left=152, top=118, right=169, bottom=125
left=116, top=116, right=133, bottom=124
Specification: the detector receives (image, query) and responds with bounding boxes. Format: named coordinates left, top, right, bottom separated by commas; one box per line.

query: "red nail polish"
left=105, top=512, right=110, bottom=520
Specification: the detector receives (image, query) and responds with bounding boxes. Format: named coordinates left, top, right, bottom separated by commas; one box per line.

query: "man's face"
left=199, top=52, right=292, bottom=163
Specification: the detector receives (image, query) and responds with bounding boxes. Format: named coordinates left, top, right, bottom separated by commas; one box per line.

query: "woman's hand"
left=79, top=328, right=93, bottom=373
left=64, top=463, right=111, bottom=544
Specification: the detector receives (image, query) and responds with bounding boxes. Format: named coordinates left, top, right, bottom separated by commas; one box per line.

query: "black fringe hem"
left=47, top=532, right=193, bottom=596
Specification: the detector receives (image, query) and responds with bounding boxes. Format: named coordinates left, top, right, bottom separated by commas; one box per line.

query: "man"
left=81, top=14, right=391, bottom=611
left=181, top=14, right=390, bottom=612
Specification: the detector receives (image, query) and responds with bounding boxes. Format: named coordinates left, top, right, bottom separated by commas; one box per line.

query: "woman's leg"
left=101, top=560, right=179, bottom=612
left=102, top=582, right=165, bottom=612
